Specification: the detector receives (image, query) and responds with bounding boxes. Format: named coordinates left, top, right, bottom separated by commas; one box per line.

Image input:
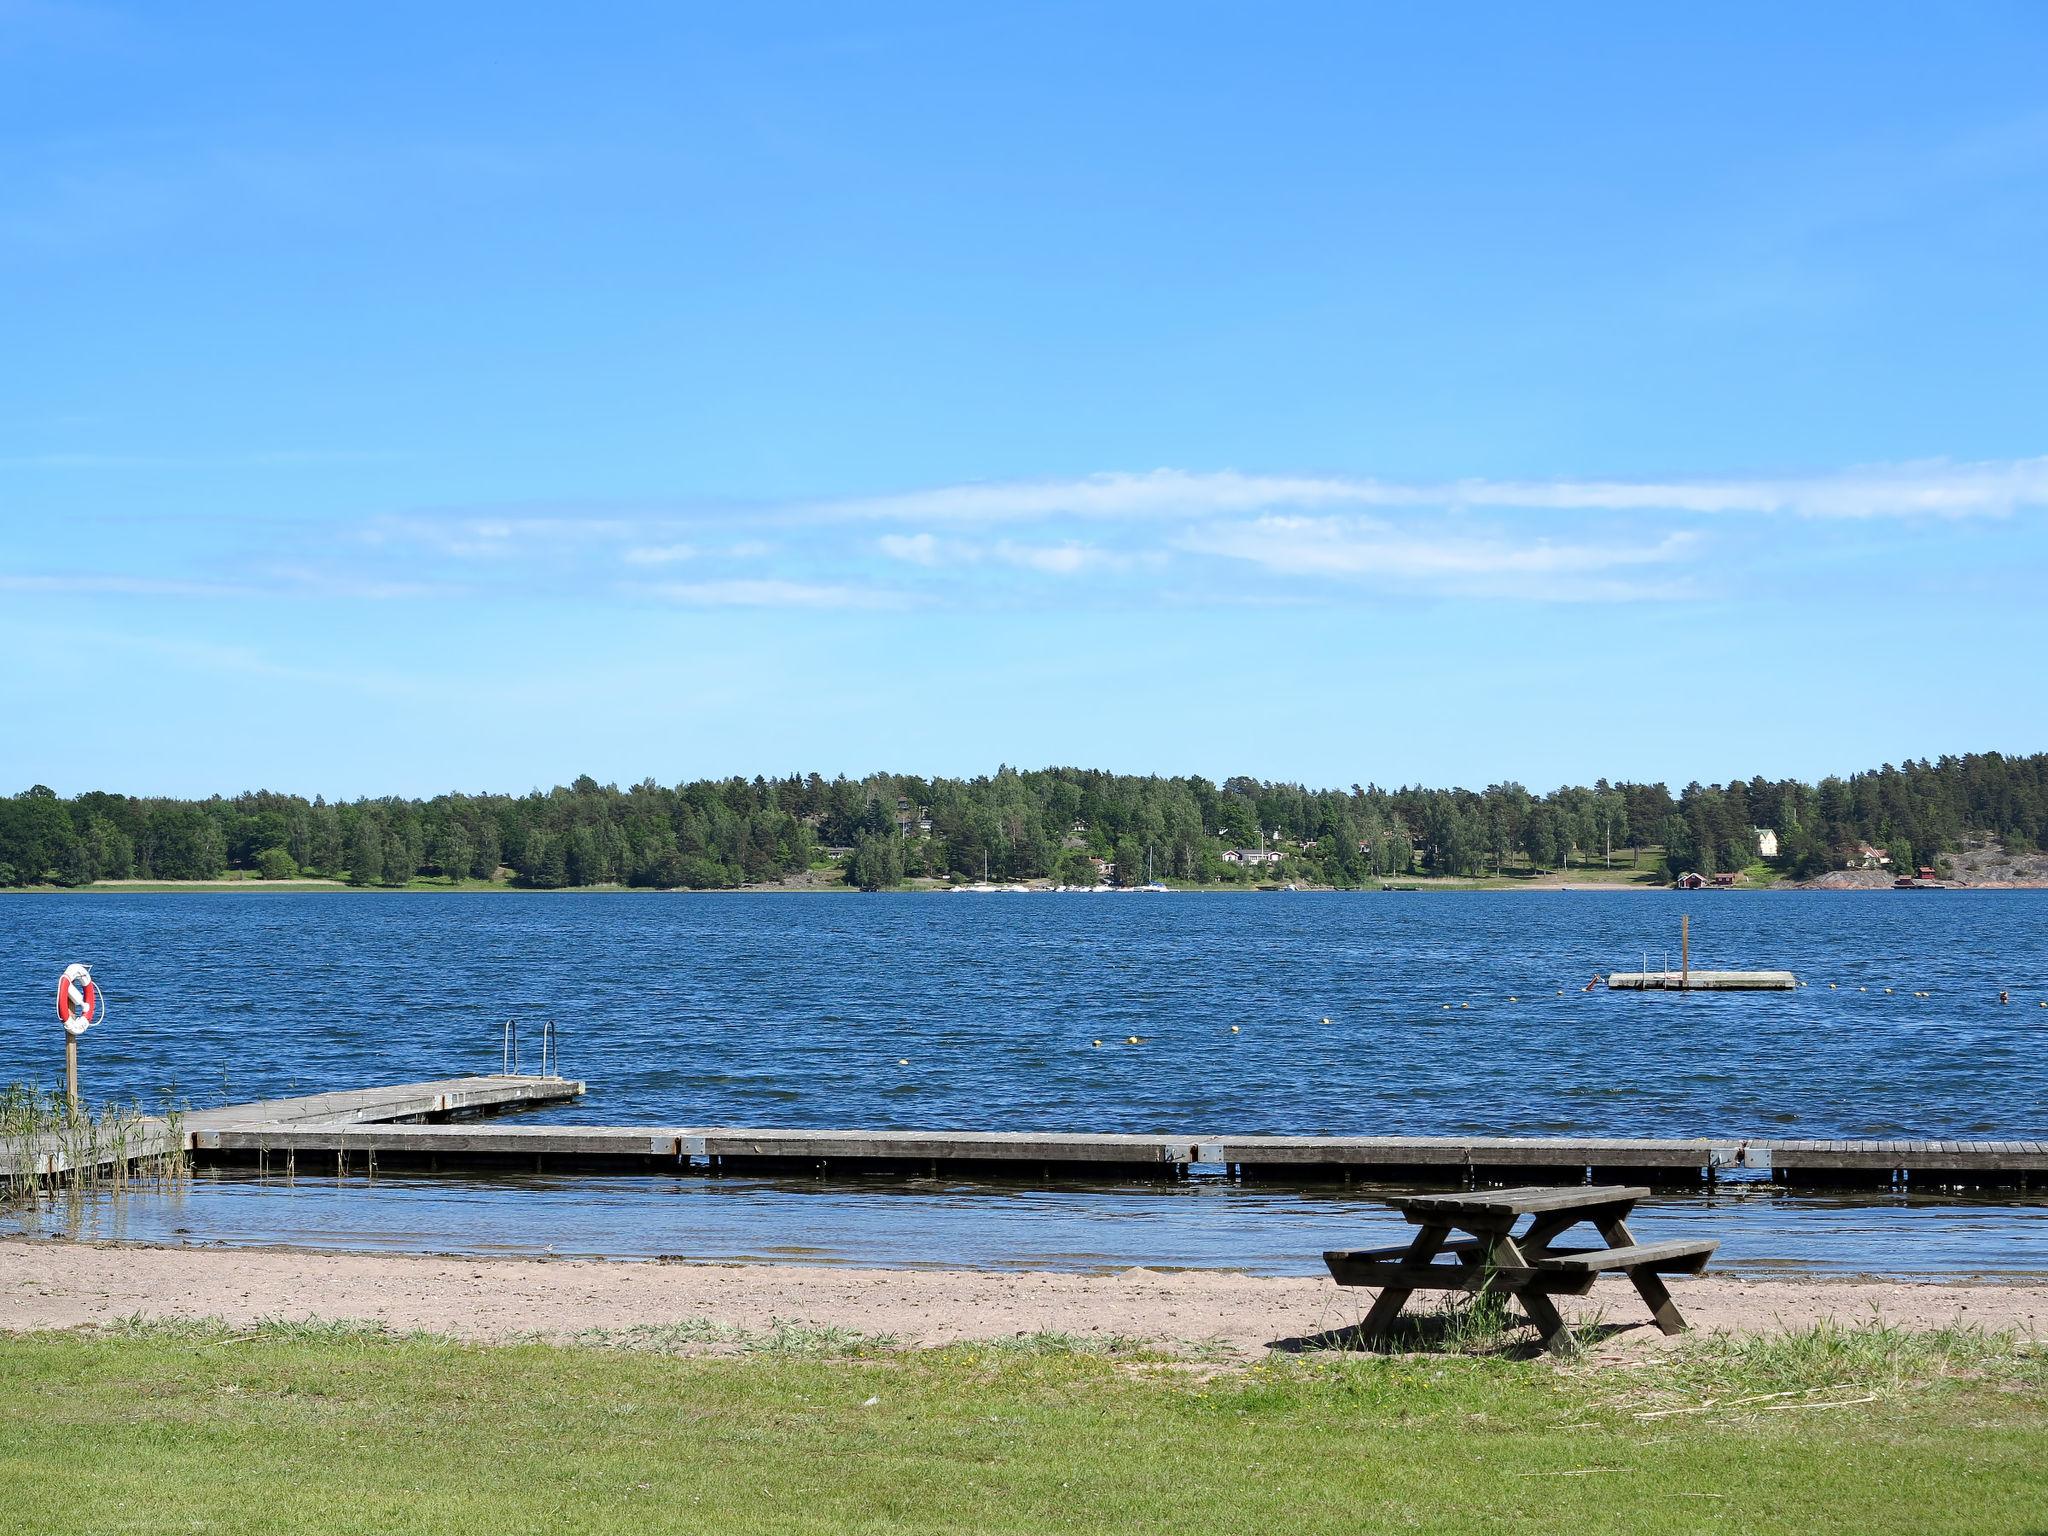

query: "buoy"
left=55, top=962, right=100, bottom=1109
left=1859, top=987, right=1867, bottom=992
left=897, top=1059, right=909, bottom=1066
left=1555, top=990, right=1563, bottom=996
left=1230, top=1025, right=1240, bottom=1034
left=1884, top=987, right=1894, bottom=994
left=1460, top=1002, right=1470, bottom=1010
left=56, top=963, right=100, bottom=1035
left=1092, top=1039, right=1102, bottom=1047
left=1126, top=1036, right=1141, bottom=1044
left=1442, top=1004, right=1452, bottom=1010
left=1828, top=984, right=1837, bottom=990
left=1320, top=1017, right=1330, bottom=1025
left=1508, top=996, right=1518, bottom=1002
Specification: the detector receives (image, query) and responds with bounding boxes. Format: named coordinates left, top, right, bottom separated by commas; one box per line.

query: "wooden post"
left=64, top=1032, right=79, bottom=1114
left=1680, top=913, right=1690, bottom=990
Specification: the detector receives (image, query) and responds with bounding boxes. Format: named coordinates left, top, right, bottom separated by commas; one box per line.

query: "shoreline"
left=4, top=1239, right=2041, bottom=1358
left=12, top=883, right=2048, bottom=895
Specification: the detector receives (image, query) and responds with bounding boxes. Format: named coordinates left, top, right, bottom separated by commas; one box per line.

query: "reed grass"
left=0, top=1082, right=187, bottom=1208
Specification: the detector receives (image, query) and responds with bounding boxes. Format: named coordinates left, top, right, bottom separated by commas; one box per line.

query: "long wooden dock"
left=16, top=1075, right=2044, bottom=1192
left=183, top=1105, right=2048, bottom=1190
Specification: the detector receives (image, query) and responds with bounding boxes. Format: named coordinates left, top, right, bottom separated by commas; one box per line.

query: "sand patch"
left=2, top=1239, right=2040, bottom=1360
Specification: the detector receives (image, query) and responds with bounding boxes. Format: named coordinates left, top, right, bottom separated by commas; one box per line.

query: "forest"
left=1, top=752, right=2044, bottom=891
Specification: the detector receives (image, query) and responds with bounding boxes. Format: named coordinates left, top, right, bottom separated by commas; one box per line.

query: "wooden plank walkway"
left=184, top=1117, right=2048, bottom=1189
left=3, top=1075, right=583, bottom=1184
left=16, top=1073, right=2043, bottom=1190
left=184, top=1075, right=586, bottom=1132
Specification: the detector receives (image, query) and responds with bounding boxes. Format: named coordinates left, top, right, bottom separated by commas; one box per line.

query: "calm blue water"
left=11, top=1173, right=2048, bottom=1278
left=2, top=890, right=2043, bottom=1138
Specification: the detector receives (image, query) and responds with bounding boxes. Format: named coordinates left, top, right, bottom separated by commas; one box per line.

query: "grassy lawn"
left=0, top=1320, right=2041, bottom=1535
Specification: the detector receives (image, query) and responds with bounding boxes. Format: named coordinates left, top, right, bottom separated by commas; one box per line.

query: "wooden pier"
left=177, top=1093, right=2048, bottom=1190
left=2, top=1074, right=582, bottom=1185
left=16, top=1075, right=2047, bottom=1192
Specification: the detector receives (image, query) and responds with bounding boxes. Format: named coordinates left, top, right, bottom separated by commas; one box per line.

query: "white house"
left=1754, top=827, right=1779, bottom=860
left=1222, top=848, right=1283, bottom=866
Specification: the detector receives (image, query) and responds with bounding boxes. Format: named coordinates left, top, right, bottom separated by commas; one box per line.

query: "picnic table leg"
left=1354, top=1222, right=1450, bottom=1347
left=1492, top=1232, right=1574, bottom=1355
left=1597, top=1214, right=1688, bottom=1336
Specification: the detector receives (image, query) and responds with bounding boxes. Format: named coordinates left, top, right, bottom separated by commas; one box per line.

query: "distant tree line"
left=1, top=753, right=2044, bottom=890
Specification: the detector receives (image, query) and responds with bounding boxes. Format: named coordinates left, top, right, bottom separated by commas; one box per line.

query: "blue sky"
left=4, top=2, right=2046, bottom=797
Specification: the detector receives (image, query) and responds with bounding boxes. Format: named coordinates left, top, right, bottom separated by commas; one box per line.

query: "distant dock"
left=1608, top=912, right=1796, bottom=990
left=1607, top=970, right=1798, bottom=991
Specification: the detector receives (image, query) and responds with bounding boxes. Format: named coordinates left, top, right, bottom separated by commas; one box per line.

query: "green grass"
left=0, top=1319, right=2040, bottom=1534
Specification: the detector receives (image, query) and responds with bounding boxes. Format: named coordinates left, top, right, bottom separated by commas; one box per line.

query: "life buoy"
left=57, top=962, right=101, bottom=1036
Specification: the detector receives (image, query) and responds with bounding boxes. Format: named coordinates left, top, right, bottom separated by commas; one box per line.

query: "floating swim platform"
left=1607, top=970, right=1797, bottom=991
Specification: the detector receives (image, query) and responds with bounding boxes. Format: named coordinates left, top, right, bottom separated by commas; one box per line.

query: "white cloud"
left=992, top=540, right=1132, bottom=575
left=878, top=533, right=1136, bottom=575
left=0, top=572, right=252, bottom=597
left=362, top=514, right=639, bottom=559
left=638, top=578, right=904, bottom=610
left=1178, top=517, right=1698, bottom=587
left=799, top=458, right=2048, bottom=525
left=815, top=469, right=1382, bottom=524
left=622, top=543, right=696, bottom=566
left=877, top=532, right=950, bottom=566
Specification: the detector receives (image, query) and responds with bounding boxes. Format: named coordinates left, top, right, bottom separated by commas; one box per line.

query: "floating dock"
left=2, top=1074, right=582, bottom=1185
left=163, top=1079, right=2048, bottom=1191
left=15, top=1075, right=2044, bottom=1192
left=1607, top=970, right=1798, bottom=991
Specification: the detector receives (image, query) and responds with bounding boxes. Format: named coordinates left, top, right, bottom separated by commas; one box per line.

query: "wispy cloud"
left=30, top=453, right=2042, bottom=619
left=992, top=539, right=1138, bottom=575
left=1178, top=518, right=1698, bottom=581
left=637, top=578, right=905, bottom=610
left=622, top=542, right=696, bottom=566
left=0, top=572, right=252, bottom=597
left=360, top=514, right=639, bottom=559
left=0, top=449, right=397, bottom=469
left=803, top=457, right=2048, bottom=524
left=877, top=532, right=949, bottom=567
left=877, top=532, right=1138, bottom=575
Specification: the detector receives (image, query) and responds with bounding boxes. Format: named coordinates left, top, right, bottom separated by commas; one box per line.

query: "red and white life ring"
left=57, top=962, right=102, bottom=1036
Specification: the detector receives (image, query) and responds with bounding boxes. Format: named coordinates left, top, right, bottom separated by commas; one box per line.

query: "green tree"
left=255, top=846, right=299, bottom=880
left=846, top=832, right=903, bottom=891
left=144, top=807, right=226, bottom=880
left=347, top=818, right=384, bottom=887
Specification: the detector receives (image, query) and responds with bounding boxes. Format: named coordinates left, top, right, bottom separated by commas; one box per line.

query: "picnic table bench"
left=1324, top=1184, right=1716, bottom=1354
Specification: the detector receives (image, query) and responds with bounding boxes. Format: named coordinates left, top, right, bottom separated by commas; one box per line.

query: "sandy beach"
left=4, top=1239, right=2041, bottom=1359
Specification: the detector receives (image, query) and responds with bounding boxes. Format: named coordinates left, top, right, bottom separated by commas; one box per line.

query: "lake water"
left=4, top=890, right=2045, bottom=1274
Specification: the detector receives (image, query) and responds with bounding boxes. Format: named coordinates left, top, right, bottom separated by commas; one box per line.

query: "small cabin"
left=1675, top=871, right=1707, bottom=889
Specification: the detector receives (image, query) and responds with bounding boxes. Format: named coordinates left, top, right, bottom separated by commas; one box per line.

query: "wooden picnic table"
left=1324, top=1184, right=1717, bottom=1354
